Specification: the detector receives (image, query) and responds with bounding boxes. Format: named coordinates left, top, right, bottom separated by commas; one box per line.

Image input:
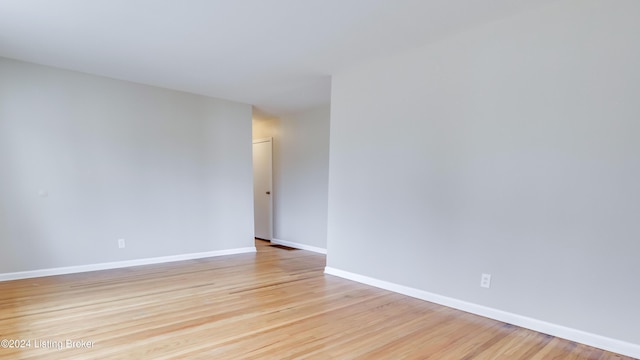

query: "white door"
left=253, top=138, right=272, bottom=240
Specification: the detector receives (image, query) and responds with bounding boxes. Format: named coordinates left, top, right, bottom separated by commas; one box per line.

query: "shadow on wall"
left=0, top=127, right=56, bottom=272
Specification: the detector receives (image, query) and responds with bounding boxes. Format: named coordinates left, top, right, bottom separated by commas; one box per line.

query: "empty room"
left=1, top=0, right=638, bottom=359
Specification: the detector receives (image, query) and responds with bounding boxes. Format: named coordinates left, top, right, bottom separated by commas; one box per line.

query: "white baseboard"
left=324, top=266, right=640, bottom=359
left=271, top=238, right=327, bottom=254
left=0, top=247, right=257, bottom=282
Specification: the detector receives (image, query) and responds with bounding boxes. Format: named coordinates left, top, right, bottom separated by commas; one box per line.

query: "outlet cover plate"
left=481, top=273, right=491, bottom=288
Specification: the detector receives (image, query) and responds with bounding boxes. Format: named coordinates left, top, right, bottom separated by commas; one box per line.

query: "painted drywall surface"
left=252, top=116, right=279, bottom=140
left=274, top=105, right=330, bottom=249
left=0, top=58, right=254, bottom=273
left=327, top=0, right=639, bottom=345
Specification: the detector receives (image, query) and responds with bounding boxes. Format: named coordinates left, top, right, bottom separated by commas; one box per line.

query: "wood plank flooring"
left=0, top=239, right=634, bottom=359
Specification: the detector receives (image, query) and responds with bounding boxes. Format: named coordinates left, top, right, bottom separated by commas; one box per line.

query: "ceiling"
left=0, top=0, right=559, bottom=117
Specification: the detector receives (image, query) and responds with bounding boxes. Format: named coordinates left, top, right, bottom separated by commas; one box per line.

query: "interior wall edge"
left=324, top=266, right=640, bottom=359
left=0, top=246, right=257, bottom=283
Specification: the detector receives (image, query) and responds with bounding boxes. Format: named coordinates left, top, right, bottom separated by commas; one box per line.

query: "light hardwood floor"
left=0, top=240, right=634, bottom=359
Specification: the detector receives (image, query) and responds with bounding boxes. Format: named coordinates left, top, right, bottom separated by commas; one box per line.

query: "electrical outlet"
left=118, top=238, right=126, bottom=249
left=480, top=273, right=491, bottom=288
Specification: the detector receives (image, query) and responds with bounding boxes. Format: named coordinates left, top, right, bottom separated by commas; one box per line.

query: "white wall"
left=0, top=58, right=254, bottom=274
left=274, top=106, right=330, bottom=249
left=252, top=115, right=278, bottom=140
left=327, top=0, right=639, bottom=350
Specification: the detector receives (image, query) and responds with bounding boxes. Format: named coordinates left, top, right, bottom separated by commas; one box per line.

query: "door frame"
left=252, top=137, right=273, bottom=241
